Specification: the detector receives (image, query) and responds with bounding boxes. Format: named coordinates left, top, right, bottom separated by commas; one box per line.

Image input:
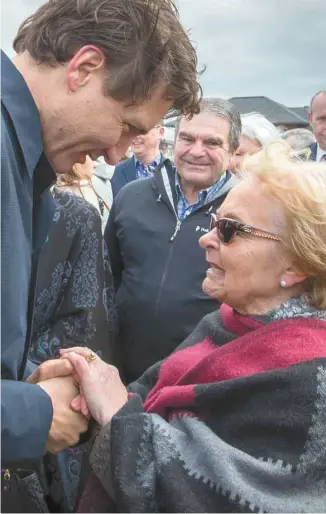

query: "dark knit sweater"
left=81, top=303, right=326, bottom=513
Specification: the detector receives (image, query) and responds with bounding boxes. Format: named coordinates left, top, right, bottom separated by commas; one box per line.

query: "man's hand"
left=37, top=376, right=89, bottom=453
left=26, top=358, right=74, bottom=384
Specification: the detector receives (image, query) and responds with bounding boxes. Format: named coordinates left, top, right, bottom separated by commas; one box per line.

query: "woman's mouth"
left=207, top=261, right=224, bottom=271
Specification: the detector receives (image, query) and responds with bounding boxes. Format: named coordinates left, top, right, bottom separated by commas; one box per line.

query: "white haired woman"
left=48, top=143, right=325, bottom=512
left=230, top=111, right=282, bottom=173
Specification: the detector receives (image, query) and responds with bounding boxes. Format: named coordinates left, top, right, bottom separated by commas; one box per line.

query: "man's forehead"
left=125, top=91, right=172, bottom=133
left=179, top=112, right=230, bottom=137
left=312, top=93, right=326, bottom=113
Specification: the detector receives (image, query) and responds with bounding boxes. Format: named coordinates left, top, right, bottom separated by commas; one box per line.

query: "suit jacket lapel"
left=309, top=142, right=317, bottom=161
left=122, top=157, right=137, bottom=184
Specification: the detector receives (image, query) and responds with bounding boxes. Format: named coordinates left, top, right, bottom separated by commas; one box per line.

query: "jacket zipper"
left=170, top=219, right=181, bottom=241
left=155, top=241, right=175, bottom=318
left=160, top=163, right=182, bottom=243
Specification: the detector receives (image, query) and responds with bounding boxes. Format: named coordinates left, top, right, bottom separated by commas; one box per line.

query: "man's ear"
left=66, top=45, right=105, bottom=92
left=159, top=127, right=165, bottom=139
left=308, top=110, right=313, bottom=128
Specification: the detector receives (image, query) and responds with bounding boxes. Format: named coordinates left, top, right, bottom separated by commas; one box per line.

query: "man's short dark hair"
left=175, top=98, right=242, bottom=153
left=310, top=90, right=326, bottom=113
left=13, top=0, right=202, bottom=117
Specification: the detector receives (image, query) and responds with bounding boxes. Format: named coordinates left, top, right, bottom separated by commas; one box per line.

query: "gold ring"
left=85, top=351, right=96, bottom=362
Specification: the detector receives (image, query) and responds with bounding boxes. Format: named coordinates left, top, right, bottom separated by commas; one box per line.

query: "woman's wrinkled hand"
left=60, top=347, right=128, bottom=427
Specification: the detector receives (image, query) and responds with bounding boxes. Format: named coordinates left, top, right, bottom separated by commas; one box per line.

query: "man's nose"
left=104, top=147, right=121, bottom=165
left=105, top=136, right=134, bottom=165
left=189, top=141, right=206, bottom=158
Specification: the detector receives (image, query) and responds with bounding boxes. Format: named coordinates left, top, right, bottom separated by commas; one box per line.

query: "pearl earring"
left=280, top=280, right=287, bottom=288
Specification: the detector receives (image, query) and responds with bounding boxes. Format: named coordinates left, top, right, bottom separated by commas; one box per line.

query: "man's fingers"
left=39, top=358, right=74, bottom=381
left=26, top=358, right=73, bottom=384
left=26, top=367, right=41, bottom=384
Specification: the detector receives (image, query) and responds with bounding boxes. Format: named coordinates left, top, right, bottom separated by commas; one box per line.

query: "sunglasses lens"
left=217, top=219, right=236, bottom=244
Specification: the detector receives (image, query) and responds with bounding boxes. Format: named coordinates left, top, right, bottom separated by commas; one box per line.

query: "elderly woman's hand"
left=60, top=347, right=128, bottom=427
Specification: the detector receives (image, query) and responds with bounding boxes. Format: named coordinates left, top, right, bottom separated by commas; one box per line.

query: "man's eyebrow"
left=203, top=136, right=224, bottom=144
left=178, top=130, right=194, bottom=138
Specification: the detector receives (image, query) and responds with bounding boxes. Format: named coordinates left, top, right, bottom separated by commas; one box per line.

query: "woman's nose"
left=199, top=228, right=220, bottom=250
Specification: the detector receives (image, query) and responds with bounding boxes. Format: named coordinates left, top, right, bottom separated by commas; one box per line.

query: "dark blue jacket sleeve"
left=1, top=108, right=53, bottom=464
left=1, top=381, right=53, bottom=466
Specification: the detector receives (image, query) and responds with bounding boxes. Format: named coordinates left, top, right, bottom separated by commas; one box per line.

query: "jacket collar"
left=1, top=51, right=55, bottom=191
left=152, top=159, right=238, bottom=211
left=152, top=158, right=178, bottom=206
left=133, top=152, right=163, bottom=168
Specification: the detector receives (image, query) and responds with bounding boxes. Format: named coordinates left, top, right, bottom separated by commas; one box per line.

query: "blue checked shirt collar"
left=134, top=153, right=162, bottom=180
left=175, top=170, right=229, bottom=221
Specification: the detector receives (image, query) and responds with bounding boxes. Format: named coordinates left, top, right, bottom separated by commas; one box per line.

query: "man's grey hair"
left=309, top=90, right=326, bottom=113
left=175, top=98, right=242, bottom=153
left=241, top=112, right=282, bottom=148
left=281, top=128, right=316, bottom=151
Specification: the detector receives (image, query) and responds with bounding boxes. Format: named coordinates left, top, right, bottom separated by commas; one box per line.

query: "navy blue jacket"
left=308, top=142, right=317, bottom=161
left=110, top=153, right=165, bottom=198
left=1, top=51, right=56, bottom=466
left=105, top=160, right=238, bottom=382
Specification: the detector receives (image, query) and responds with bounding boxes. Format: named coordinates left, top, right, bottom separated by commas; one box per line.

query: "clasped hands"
left=27, top=348, right=128, bottom=454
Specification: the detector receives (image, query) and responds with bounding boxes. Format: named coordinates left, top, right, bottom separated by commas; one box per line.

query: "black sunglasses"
left=210, top=213, right=282, bottom=245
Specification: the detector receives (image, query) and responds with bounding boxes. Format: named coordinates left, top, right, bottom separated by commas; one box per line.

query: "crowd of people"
left=1, top=0, right=326, bottom=512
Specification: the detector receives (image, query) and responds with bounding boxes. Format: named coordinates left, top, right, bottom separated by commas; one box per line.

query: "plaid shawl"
left=80, top=304, right=326, bottom=513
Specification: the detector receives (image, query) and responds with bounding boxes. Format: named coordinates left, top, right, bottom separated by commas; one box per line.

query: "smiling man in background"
left=106, top=98, right=241, bottom=383
left=111, top=123, right=165, bottom=197
left=1, top=0, right=201, bottom=484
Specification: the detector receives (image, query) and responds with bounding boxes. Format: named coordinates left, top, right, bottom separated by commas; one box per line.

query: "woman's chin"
left=202, top=276, right=224, bottom=302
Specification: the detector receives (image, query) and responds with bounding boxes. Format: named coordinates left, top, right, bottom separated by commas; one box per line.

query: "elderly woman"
left=58, top=142, right=326, bottom=513
left=229, top=112, right=281, bottom=173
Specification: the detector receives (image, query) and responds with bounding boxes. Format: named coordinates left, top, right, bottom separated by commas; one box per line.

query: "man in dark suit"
left=308, top=90, right=326, bottom=162
left=111, top=123, right=165, bottom=197
left=1, top=0, right=201, bottom=472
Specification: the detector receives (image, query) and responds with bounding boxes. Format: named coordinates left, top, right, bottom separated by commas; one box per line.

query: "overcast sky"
left=2, top=0, right=325, bottom=107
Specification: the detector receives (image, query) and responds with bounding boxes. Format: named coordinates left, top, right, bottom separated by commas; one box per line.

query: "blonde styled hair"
left=241, top=141, right=326, bottom=309
left=57, top=164, right=91, bottom=187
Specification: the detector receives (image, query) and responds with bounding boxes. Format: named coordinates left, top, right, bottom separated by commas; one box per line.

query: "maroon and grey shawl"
left=79, top=305, right=326, bottom=513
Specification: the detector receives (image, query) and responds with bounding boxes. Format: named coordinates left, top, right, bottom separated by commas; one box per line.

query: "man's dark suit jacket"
left=308, top=142, right=317, bottom=161
left=1, top=50, right=56, bottom=466
left=111, top=153, right=164, bottom=198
